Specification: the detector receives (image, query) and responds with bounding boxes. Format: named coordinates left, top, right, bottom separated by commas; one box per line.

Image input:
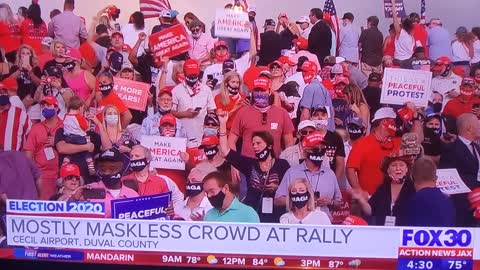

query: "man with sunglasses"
left=275, top=131, right=342, bottom=219
left=443, top=77, right=480, bottom=120
left=280, top=120, right=317, bottom=167
left=187, top=20, right=215, bottom=69
left=431, top=56, right=462, bottom=107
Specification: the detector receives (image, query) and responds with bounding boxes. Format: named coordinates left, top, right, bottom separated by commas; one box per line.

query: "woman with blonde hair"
left=342, top=83, right=370, bottom=129
left=280, top=178, right=331, bottom=224
left=0, top=3, right=21, bottom=62
left=214, top=71, right=246, bottom=130
left=43, top=39, right=67, bottom=72
left=452, top=27, right=475, bottom=75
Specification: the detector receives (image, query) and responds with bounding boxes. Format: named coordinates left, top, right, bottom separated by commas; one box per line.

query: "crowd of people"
left=2, top=0, right=480, bottom=244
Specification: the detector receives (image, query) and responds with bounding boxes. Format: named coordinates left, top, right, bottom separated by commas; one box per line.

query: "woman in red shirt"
left=383, top=23, right=396, bottom=58
left=0, top=3, right=21, bottom=62
left=20, top=3, right=48, bottom=56
left=214, top=71, right=247, bottom=131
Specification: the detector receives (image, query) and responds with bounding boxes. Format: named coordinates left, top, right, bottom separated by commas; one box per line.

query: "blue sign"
left=111, top=192, right=171, bottom=220
left=14, top=248, right=84, bottom=261
left=402, top=229, right=472, bottom=247
left=397, top=258, right=472, bottom=270
left=7, top=200, right=105, bottom=216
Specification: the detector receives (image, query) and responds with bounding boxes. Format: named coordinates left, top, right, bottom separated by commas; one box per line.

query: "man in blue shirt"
left=403, top=157, right=455, bottom=227
left=427, top=18, right=452, bottom=61
left=203, top=172, right=260, bottom=223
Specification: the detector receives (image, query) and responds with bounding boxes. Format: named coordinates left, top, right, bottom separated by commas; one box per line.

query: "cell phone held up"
left=83, top=188, right=106, bottom=200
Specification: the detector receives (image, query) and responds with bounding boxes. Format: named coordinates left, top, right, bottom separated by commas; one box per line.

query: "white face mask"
left=105, top=114, right=119, bottom=126
left=313, top=119, right=328, bottom=129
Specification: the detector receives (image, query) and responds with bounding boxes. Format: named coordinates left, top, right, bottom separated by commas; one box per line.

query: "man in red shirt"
left=443, top=77, right=480, bottom=120
left=24, top=96, right=63, bottom=200
left=123, top=145, right=170, bottom=196
left=0, top=79, right=30, bottom=151
left=229, top=77, right=295, bottom=158
left=346, top=107, right=419, bottom=195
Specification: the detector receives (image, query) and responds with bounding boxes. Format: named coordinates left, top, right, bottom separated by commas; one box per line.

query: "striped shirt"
left=0, top=105, right=30, bottom=151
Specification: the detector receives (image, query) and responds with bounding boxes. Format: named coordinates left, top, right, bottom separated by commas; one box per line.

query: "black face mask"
left=186, top=183, right=203, bottom=197
left=204, top=146, right=218, bottom=160
left=208, top=190, right=226, bottom=209
left=255, top=146, right=270, bottom=162
left=291, top=192, right=310, bottom=209
left=64, top=62, right=76, bottom=72
left=432, top=102, right=442, bottom=113
left=99, top=83, right=113, bottom=96
left=98, top=171, right=122, bottom=187
left=0, top=95, right=9, bottom=106
left=227, top=84, right=239, bottom=95
left=185, top=75, right=199, bottom=87
left=346, top=124, right=365, bottom=140
left=307, top=148, right=326, bottom=167
left=130, top=158, right=148, bottom=172
left=158, top=107, right=171, bottom=115
left=424, top=127, right=441, bottom=138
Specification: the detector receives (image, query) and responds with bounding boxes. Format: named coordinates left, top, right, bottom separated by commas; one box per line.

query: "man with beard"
left=141, top=89, right=185, bottom=137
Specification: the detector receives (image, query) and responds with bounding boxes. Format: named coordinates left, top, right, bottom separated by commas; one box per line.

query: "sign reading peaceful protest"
left=215, top=9, right=250, bottom=39
left=141, top=135, right=187, bottom=170
left=111, top=192, right=171, bottom=220
left=149, top=24, right=190, bottom=61
left=113, top=78, right=149, bottom=111
left=381, top=68, right=432, bottom=107
left=436, top=169, right=472, bottom=195
left=384, top=0, right=407, bottom=18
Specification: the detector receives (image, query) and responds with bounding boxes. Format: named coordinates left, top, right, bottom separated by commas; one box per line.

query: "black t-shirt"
left=258, top=31, right=283, bottom=66
left=226, top=150, right=289, bottom=223
left=323, top=131, right=346, bottom=171
left=363, top=86, right=382, bottom=120
left=9, top=65, right=42, bottom=96
left=54, top=128, right=102, bottom=184
left=279, top=27, right=296, bottom=51
left=43, top=59, right=64, bottom=74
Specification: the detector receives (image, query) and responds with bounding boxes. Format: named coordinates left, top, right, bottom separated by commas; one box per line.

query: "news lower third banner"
left=5, top=215, right=480, bottom=259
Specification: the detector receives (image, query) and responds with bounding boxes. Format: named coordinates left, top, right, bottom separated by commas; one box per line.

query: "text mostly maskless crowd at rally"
left=2, top=0, right=480, bottom=269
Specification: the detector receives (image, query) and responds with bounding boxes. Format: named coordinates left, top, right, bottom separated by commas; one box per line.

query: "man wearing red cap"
left=289, top=37, right=320, bottom=71
left=443, top=77, right=480, bottom=120
left=229, top=77, right=294, bottom=159
left=0, top=80, right=30, bottom=151
left=431, top=56, right=462, bottom=106
left=275, top=131, right=342, bottom=219
left=24, top=96, right=64, bottom=200
left=172, top=59, right=216, bottom=145
left=298, top=61, right=334, bottom=130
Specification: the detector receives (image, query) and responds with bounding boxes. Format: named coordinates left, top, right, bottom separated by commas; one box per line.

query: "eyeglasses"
left=298, top=129, right=315, bottom=136
left=270, top=64, right=281, bottom=70
left=262, top=112, right=267, bottom=125
left=191, top=28, right=201, bottom=33
left=204, top=122, right=217, bottom=127
left=65, top=176, right=80, bottom=181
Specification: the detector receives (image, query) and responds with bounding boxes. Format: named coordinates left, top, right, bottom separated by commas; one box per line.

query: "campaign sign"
left=111, top=192, right=171, bottom=220
left=381, top=68, right=432, bottom=107
left=141, top=135, right=187, bottom=170
left=384, top=0, right=407, bottom=18
left=331, top=190, right=351, bottom=224
left=436, top=169, right=472, bottom=195
left=113, top=78, right=149, bottom=111
left=6, top=200, right=105, bottom=217
left=215, top=9, right=251, bottom=39
left=149, top=24, right=190, bottom=60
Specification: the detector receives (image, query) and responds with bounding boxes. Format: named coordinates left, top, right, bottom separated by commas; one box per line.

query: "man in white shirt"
left=172, top=60, right=216, bottom=145
left=431, top=57, right=462, bottom=108
left=339, top=13, right=359, bottom=65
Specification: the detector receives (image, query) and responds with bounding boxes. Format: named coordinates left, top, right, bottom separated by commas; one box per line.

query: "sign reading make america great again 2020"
left=7, top=215, right=400, bottom=258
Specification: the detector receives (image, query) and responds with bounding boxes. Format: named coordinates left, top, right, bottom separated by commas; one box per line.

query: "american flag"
left=323, top=0, right=340, bottom=55
left=234, top=0, right=248, bottom=12
left=420, top=0, right=426, bottom=22
left=139, top=0, right=172, bottom=19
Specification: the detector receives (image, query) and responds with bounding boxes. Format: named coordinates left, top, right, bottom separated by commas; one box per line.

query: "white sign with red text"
left=113, top=78, right=149, bottom=111
left=381, top=68, right=432, bottom=107
left=214, top=9, right=250, bottom=39
left=140, top=135, right=186, bottom=170
left=436, top=169, right=471, bottom=195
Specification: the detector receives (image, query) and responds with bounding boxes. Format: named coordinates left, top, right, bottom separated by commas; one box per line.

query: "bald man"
left=440, top=113, right=480, bottom=226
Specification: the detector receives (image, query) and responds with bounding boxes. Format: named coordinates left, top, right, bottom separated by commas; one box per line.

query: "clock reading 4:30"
left=398, top=259, right=472, bottom=270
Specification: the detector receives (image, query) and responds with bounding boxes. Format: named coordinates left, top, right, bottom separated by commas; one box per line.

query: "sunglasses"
left=270, top=64, right=282, bottom=70
left=262, top=112, right=267, bottom=125
left=298, top=129, right=315, bottom=136
left=65, top=175, right=80, bottom=181
left=204, top=122, right=217, bottom=127
left=191, top=27, right=201, bottom=33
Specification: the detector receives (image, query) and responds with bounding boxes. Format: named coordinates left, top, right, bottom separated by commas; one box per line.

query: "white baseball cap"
left=41, top=37, right=53, bottom=48
left=298, top=120, right=316, bottom=130
left=296, top=16, right=310, bottom=24
left=247, top=5, right=257, bottom=13
left=372, top=107, right=397, bottom=122
left=335, top=56, right=346, bottom=64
